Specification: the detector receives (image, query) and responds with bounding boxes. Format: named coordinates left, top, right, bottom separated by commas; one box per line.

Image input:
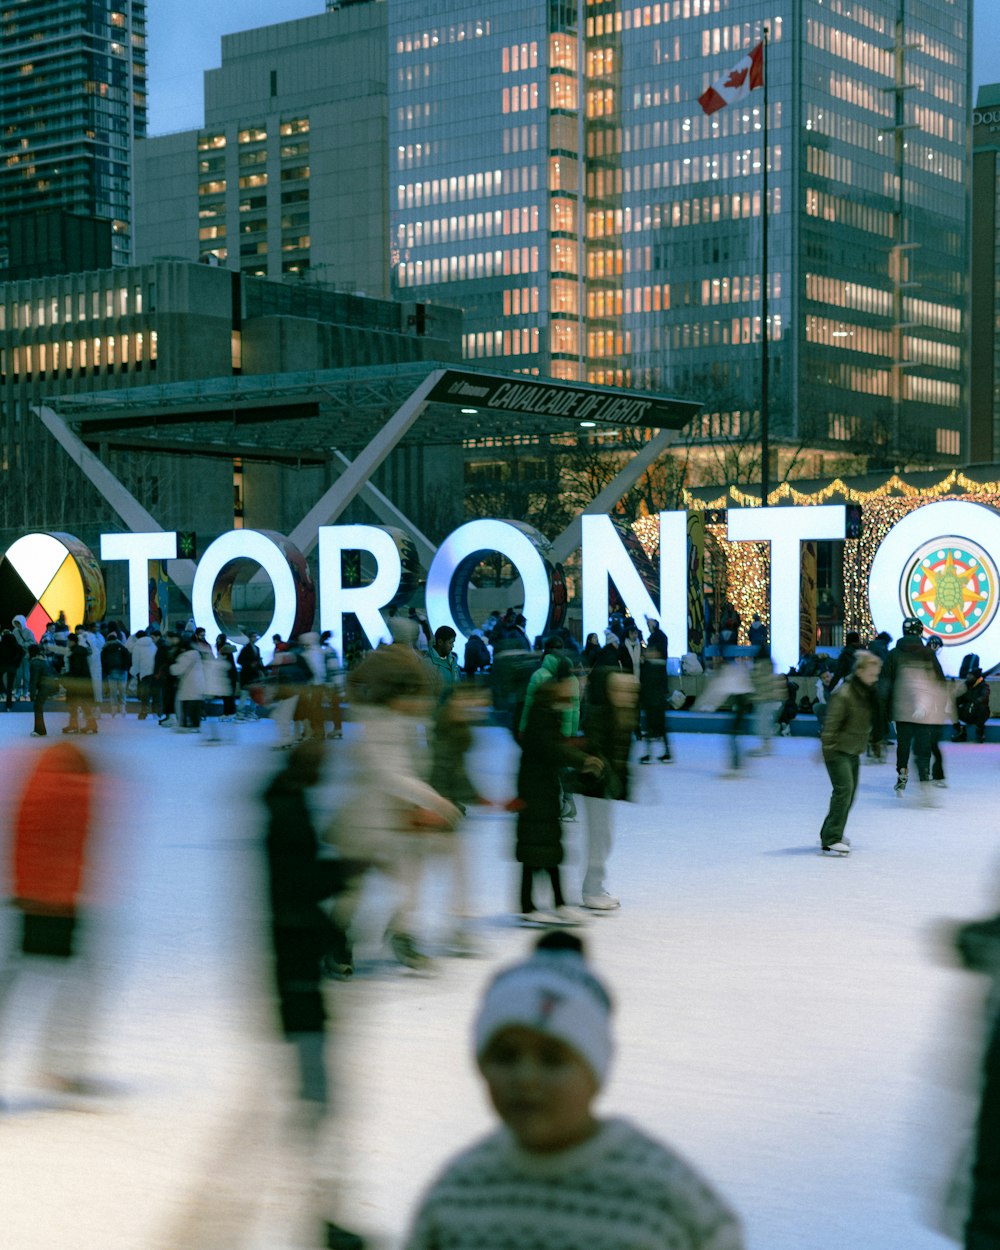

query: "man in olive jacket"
left=818, top=650, right=881, bottom=856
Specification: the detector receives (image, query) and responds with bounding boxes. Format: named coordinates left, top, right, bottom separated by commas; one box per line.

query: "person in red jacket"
left=0, top=741, right=102, bottom=1095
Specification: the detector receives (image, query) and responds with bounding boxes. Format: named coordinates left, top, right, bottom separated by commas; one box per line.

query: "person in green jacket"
left=818, top=650, right=881, bottom=856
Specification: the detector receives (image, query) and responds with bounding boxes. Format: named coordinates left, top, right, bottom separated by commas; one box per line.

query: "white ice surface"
left=0, top=712, right=996, bottom=1250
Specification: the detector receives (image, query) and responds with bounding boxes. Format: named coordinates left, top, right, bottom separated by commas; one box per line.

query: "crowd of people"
left=3, top=603, right=999, bottom=1248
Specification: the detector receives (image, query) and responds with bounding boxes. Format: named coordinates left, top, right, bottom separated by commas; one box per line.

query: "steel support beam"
left=288, top=368, right=444, bottom=555
left=33, top=405, right=198, bottom=588
left=329, top=450, right=438, bottom=568
left=549, top=427, right=681, bottom=566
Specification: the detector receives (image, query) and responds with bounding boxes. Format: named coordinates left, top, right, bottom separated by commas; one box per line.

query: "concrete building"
left=134, top=1, right=390, bottom=298
left=0, top=0, right=147, bottom=269
left=972, top=85, right=1000, bottom=465
left=391, top=0, right=971, bottom=476
left=0, top=259, right=462, bottom=549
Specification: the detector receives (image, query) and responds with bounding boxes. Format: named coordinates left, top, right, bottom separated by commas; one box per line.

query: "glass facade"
left=390, top=0, right=970, bottom=466
left=0, top=1, right=147, bottom=265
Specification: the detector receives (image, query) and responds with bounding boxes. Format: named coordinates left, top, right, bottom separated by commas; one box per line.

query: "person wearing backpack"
left=955, top=662, right=991, bottom=743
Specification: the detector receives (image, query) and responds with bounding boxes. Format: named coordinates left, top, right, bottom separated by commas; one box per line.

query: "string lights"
left=630, top=472, right=1000, bottom=646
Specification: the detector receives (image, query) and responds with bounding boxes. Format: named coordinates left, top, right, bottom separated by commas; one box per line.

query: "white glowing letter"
left=868, top=500, right=1000, bottom=677
left=581, top=515, right=666, bottom=646
left=317, top=525, right=403, bottom=658
left=100, top=531, right=178, bottom=635
left=192, top=530, right=297, bottom=643
left=425, top=519, right=550, bottom=653
left=727, top=505, right=846, bottom=672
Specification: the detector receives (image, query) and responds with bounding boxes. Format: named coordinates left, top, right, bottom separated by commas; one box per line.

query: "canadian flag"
left=698, top=42, right=764, bottom=115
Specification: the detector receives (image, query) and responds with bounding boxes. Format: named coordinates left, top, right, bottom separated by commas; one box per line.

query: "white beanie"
left=603, top=629, right=619, bottom=646
left=474, top=938, right=614, bottom=1086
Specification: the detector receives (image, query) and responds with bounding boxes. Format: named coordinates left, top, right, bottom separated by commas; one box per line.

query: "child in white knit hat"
left=404, top=932, right=744, bottom=1250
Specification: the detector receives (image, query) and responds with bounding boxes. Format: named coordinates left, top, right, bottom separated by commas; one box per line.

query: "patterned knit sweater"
left=404, top=1117, right=744, bottom=1250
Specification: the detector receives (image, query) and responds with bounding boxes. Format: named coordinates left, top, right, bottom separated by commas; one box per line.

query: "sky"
left=146, top=0, right=1000, bottom=136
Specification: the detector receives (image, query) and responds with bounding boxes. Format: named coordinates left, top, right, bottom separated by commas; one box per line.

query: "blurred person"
left=319, top=630, right=345, bottom=739
left=27, top=644, right=57, bottom=737
left=749, top=646, right=785, bottom=754
left=428, top=682, right=493, bottom=955
left=620, top=622, right=642, bottom=682
left=170, top=636, right=206, bottom=732
left=154, top=629, right=179, bottom=726
left=518, top=642, right=580, bottom=820
left=100, top=629, right=131, bottom=716
left=463, top=627, right=492, bottom=678
left=817, top=651, right=881, bottom=856
left=884, top=618, right=944, bottom=798
left=326, top=647, right=458, bottom=971
left=404, top=930, right=744, bottom=1250
left=514, top=679, right=602, bottom=925
left=719, top=600, right=741, bottom=646
left=261, top=740, right=363, bottom=1250
left=828, top=631, right=862, bottom=693
left=192, top=625, right=214, bottom=656
left=577, top=669, right=634, bottom=910
left=215, top=633, right=239, bottom=720
left=955, top=663, right=991, bottom=744
left=0, top=741, right=105, bottom=1096
left=644, top=616, right=668, bottom=657
left=0, top=624, right=25, bottom=709
left=236, top=631, right=265, bottom=720
left=694, top=657, right=753, bottom=775
left=582, top=632, right=602, bottom=671
left=638, top=633, right=671, bottom=763
left=63, top=633, right=99, bottom=734
left=748, top=613, right=767, bottom=648
left=130, top=628, right=157, bottom=720
left=77, top=621, right=104, bottom=706
left=11, top=613, right=35, bottom=701
left=948, top=909, right=1000, bottom=1250
left=594, top=628, right=623, bottom=671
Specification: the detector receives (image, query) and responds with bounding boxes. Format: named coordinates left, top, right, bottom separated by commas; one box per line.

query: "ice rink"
left=0, top=708, right=996, bottom=1250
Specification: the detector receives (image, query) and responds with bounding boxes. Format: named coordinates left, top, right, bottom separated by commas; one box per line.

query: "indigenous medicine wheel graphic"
left=902, top=538, right=998, bottom=644
left=0, top=533, right=105, bottom=637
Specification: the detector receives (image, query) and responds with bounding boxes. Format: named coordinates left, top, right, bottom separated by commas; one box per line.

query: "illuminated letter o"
left=192, top=530, right=308, bottom=643
left=869, top=500, right=1000, bottom=676
left=425, top=519, right=551, bottom=651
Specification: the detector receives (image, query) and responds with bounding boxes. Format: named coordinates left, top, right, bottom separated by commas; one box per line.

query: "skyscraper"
left=0, top=1, right=147, bottom=268
left=971, top=85, right=1000, bottom=465
left=135, top=2, right=390, bottom=298
left=391, top=0, right=970, bottom=473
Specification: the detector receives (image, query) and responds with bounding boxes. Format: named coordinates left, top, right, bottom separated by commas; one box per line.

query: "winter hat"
left=603, top=629, right=619, bottom=646
left=474, top=934, right=614, bottom=1086
left=387, top=616, right=419, bottom=646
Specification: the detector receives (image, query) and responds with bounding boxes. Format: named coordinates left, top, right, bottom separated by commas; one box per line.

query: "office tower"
left=391, top=0, right=970, bottom=471
left=135, top=1, right=390, bottom=298
left=0, top=1, right=147, bottom=268
left=972, top=87, right=1000, bottom=464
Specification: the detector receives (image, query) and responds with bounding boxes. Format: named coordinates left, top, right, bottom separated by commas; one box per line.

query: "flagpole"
left=760, top=24, right=770, bottom=507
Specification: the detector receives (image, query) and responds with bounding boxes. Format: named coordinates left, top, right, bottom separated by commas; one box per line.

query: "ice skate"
left=387, top=930, right=432, bottom=971
left=518, top=909, right=559, bottom=927
left=821, top=841, right=851, bottom=856
left=550, top=905, right=588, bottom=926
left=582, top=892, right=621, bottom=911
left=894, top=768, right=907, bottom=795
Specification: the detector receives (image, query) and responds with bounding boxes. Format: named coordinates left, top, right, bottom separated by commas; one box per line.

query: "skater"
left=428, top=682, right=492, bottom=954
left=325, top=646, right=458, bottom=970
left=638, top=633, right=670, bottom=763
left=514, top=679, right=602, bottom=925
left=577, top=668, right=634, bottom=910
left=261, top=740, right=363, bottom=1250
left=955, top=664, right=991, bottom=744
left=27, top=644, right=56, bottom=737
left=884, top=617, right=944, bottom=800
left=404, top=930, right=744, bottom=1250
left=63, top=633, right=99, bottom=734
left=817, top=650, right=881, bottom=855
left=0, top=741, right=105, bottom=1096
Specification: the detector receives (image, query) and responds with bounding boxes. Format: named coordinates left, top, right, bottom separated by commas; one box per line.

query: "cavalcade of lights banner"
left=1, top=498, right=999, bottom=677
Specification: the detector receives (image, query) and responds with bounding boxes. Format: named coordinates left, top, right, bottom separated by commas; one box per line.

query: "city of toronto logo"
left=901, top=538, right=999, bottom=644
